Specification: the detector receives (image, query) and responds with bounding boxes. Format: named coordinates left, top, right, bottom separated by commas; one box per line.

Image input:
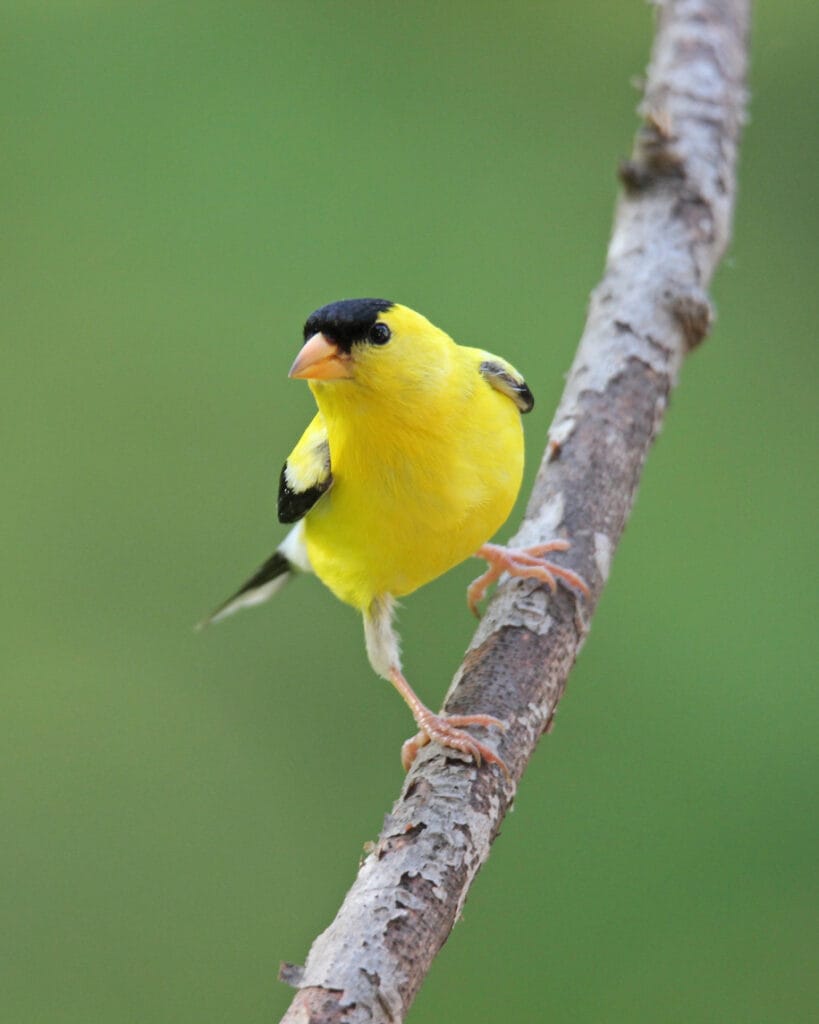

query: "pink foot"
left=388, top=666, right=508, bottom=775
left=467, top=540, right=590, bottom=617
left=401, top=711, right=508, bottom=775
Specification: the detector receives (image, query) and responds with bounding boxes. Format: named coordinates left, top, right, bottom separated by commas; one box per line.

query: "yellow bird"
left=203, top=299, right=587, bottom=773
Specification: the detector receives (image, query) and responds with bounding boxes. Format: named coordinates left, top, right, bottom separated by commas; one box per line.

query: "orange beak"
left=288, top=332, right=353, bottom=380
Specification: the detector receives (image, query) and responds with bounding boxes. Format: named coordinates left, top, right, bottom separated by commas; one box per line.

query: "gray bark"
left=279, top=1, right=750, bottom=1020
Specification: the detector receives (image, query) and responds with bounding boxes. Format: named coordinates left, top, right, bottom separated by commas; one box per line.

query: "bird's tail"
left=196, top=549, right=294, bottom=630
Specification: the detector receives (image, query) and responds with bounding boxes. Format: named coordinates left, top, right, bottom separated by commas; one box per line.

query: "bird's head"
left=289, top=299, right=453, bottom=398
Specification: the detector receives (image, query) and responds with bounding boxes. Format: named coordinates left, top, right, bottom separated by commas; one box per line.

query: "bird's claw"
left=401, top=711, right=509, bottom=777
left=467, top=540, right=589, bottom=616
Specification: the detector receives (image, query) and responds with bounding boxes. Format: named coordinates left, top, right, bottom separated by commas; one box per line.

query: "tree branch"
left=278, top=2, right=749, bottom=1020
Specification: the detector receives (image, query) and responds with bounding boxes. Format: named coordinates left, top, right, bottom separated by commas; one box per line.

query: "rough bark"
left=279, top=1, right=749, bottom=1020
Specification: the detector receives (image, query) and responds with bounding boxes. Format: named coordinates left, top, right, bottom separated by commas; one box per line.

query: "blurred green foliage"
left=2, top=2, right=817, bottom=1022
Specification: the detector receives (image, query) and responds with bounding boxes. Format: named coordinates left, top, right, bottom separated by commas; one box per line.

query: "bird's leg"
left=364, top=595, right=507, bottom=775
left=468, top=540, right=590, bottom=617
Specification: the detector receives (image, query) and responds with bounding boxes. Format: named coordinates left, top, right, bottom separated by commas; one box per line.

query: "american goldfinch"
left=203, top=299, right=587, bottom=773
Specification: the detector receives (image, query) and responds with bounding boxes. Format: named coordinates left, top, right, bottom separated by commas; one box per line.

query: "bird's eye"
left=368, top=322, right=391, bottom=345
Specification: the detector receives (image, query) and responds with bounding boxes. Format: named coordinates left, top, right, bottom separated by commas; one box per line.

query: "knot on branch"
left=618, top=106, right=686, bottom=193
left=668, top=287, right=714, bottom=350
left=278, top=962, right=305, bottom=989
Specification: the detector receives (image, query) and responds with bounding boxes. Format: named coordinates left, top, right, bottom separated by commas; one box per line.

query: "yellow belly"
left=303, top=393, right=524, bottom=610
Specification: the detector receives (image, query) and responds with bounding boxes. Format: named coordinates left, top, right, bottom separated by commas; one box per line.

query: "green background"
left=3, top=2, right=816, bottom=1022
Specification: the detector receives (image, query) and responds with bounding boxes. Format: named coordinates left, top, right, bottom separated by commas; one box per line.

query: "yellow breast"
left=303, top=356, right=524, bottom=611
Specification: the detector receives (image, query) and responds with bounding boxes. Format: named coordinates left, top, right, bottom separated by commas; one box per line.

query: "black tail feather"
left=197, top=550, right=292, bottom=629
